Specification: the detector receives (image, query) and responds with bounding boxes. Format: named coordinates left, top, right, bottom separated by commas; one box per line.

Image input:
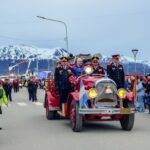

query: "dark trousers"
left=32, top=92, right=37, bottom=102
left=6, top=92, right=12, bottom=102
left=29, top=90, right=37, bottom=102
left=29, top=90, right=32, bottom=101
left=59, top=89, right=70, bottom=104
left=148, top=105, right=150, bottom=114
left=14, top=87, right=17, bottom=93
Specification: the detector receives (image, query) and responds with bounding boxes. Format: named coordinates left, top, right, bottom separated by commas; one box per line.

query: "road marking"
left=33, top=102, right=43, bottom=106
left=17, top=102, right=28, bottom=106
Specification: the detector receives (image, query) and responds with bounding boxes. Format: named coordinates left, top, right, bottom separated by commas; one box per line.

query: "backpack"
left=0, top=89, right=3, bottom=99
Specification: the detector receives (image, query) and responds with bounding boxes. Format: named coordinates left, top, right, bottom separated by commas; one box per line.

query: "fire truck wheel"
left=46, top=108, right=57, bottom=120
left=71, top=101, right=83, bottom=132
left=120, top=113, right=135, bottom=131
left=120, top=100, right=135, bottom=131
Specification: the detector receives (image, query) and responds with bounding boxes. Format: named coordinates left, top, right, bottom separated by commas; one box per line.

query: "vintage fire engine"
left=44, top=55, right=136, bottom=132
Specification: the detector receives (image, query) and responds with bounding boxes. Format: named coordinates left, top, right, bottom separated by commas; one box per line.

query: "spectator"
left=0, top=81, right=8, bottom=130
left=126, top=76, right=135, bottom=92
left=145, top=74, right=150, bottom=113
left=136, top=77, right=145, bottom=112
left=3, top=79, right=13, bottom=102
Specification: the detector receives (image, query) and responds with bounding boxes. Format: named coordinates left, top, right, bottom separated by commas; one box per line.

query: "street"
left=0, top=88, right=150, bottom=150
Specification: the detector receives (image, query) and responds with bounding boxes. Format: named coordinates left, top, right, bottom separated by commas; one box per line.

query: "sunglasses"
left=93, top=61, right=99, bottom=63
left=93, top=57, right=99, bottom=59
left=62, top=60, right=67, bottom=62
left=113, top=58, right=119, bottom=60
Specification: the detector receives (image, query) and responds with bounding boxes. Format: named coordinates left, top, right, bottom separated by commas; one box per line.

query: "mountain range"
left=0, top=44, right=149, bottom=75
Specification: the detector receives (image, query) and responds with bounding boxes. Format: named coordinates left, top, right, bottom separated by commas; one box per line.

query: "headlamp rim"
left=84, top=66, right=94, bottom=75
left=88, top=88, right=98, bottom=99
left=117, top=88, right=127, bottom=99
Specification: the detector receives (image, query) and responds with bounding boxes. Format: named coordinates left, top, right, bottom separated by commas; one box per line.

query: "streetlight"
left=37, top=16, right=69, bottom=51
left=34, top=54, right=39, bottom=74
left=17, top=65, right=20, bottom=76
left=47, top=59, right=50, bottom=71
left=143, top=63, right=146, bottom=75
left=131, top=49, right=139, bottom=74
left=36, top=57, right=38, bottom=73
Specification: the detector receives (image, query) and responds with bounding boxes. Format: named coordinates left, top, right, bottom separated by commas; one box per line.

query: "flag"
left=79, top=80, right=88, bottom=108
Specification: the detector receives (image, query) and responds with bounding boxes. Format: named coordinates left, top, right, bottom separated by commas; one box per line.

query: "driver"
left=91, top=55, right=105, bottom=75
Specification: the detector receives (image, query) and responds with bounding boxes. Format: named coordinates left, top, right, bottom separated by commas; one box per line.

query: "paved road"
left=0, top=88, right=150, bottom=150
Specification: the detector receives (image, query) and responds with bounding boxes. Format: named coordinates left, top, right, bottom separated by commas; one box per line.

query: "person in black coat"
left=55, top=56, right=73, bottom=116
left=3, top=79, right=13, bottom=102
left=28, top=77, right=38, bottom=102
left=91, top=55, right=105, bottom=75
left=107, top=54, right=125, bottom=89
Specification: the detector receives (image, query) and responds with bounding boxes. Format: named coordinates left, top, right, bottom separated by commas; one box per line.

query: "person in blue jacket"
left=73, top=57, right=84, bottom=77
left=136, top=77, right=145, bottom=112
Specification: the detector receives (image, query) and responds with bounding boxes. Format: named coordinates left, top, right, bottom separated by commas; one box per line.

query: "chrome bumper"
left=79, top=107, right=135, bottom=115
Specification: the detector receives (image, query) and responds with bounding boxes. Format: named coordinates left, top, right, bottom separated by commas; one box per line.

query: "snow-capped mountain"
left=102, top=55, right=150, bottom=67
left=0, top=44, right=69, bottom=60
left=0, top=44, right=149, bottom=75
left=0, top=44, right=149, bottom=67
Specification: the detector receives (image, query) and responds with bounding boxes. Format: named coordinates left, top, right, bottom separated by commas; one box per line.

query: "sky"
left=0, top=0, right=150, bottom=60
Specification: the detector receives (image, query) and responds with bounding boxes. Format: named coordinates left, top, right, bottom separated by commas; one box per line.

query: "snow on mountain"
left=102, top=55, right=150, bottom=66
left=0, top=44, right=69, bottom=60
left=0, top=44, right=149, bottom=67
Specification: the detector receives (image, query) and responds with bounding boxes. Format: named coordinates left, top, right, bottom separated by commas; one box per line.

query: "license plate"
left=120, top=108, right=131, bottom=114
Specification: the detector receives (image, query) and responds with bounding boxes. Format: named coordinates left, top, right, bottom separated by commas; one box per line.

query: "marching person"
left=3, top=79, right=13, bottom=102
left=28, top=76, right=38, bottom=102
left=107, top=54, right=125, bottom=89
left=73, top=57, right=84, bottom=77
left=0, top=81, right=8, bottom=130
left=13, top=79, right=19, bottom=93
left=91, top=55, right=105, bottom=75
left=55, top=56, right=73, bottom=116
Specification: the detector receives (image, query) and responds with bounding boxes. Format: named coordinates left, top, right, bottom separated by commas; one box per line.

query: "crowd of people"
left=125, top=75, right=150, bottom=113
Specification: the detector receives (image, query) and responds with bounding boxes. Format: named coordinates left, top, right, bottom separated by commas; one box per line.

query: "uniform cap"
left=60, top=56, right=69, bottom=61
left=112, top=54, right=120, bottom=59
left=91, top=55, right=100, bottom=61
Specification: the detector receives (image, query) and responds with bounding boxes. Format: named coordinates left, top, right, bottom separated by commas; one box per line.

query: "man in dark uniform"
left=91, top=55, right=105, bottom=75
left=3, top=79, right=13, bottom=102
left=55, top=56, right=73, bottom=116
left=13, top=79, right=19, bottom=93
left=107, top=54, right=125, bottom=89
left=28, top=76, right=38, bottom=102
